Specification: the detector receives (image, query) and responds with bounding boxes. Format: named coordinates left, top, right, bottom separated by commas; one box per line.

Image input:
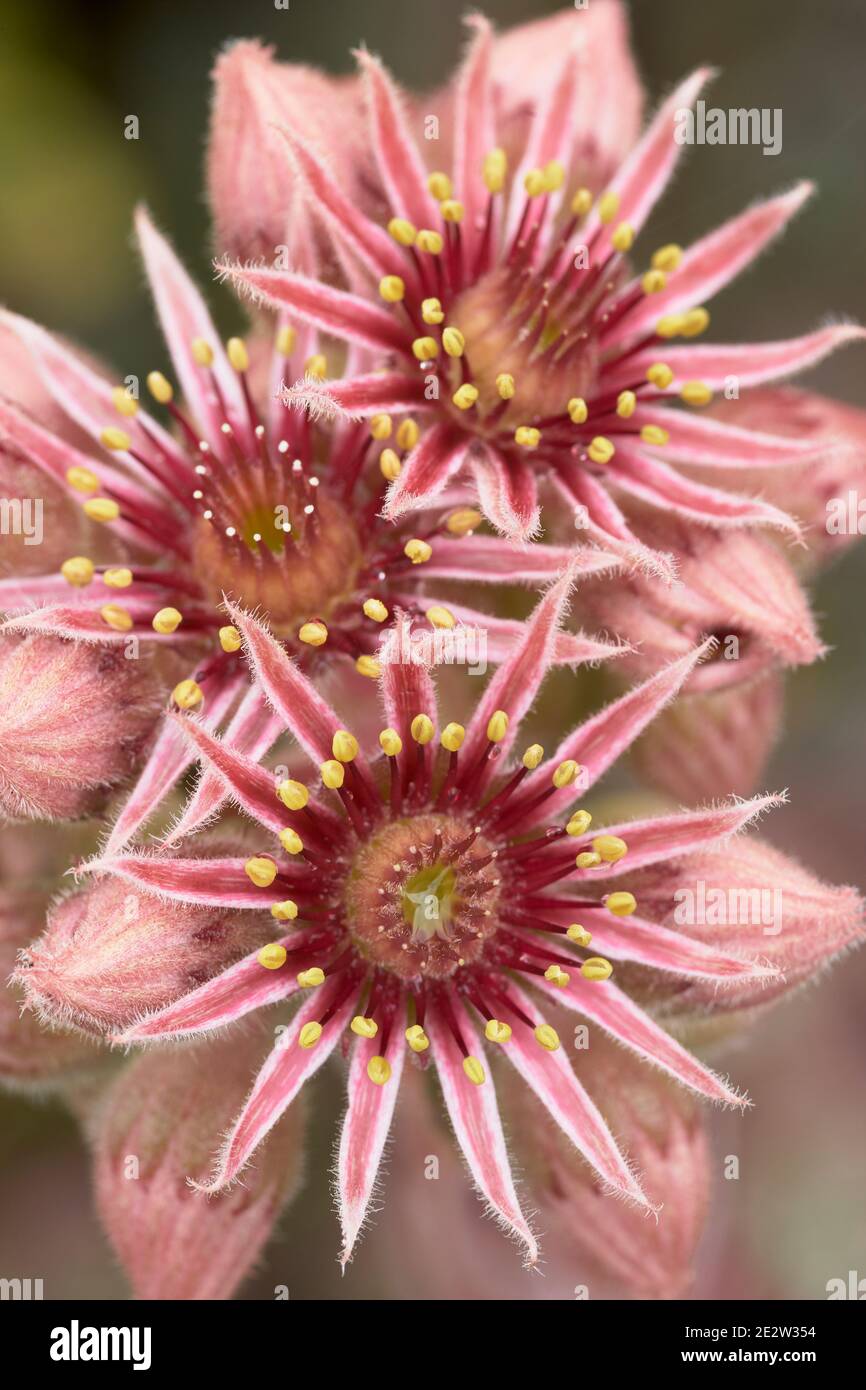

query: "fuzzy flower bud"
left=17, top=868, right=274, bottom=1035
left=87, top=1023, right=305, bottom=1299
left=0, top=634, right=161, bottom=822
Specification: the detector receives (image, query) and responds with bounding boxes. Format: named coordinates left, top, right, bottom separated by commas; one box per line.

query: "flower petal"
left=94, top=851, right=308, bottom=908
left=470, top=447, right=541, bottom=540
left=426, top=1001, right=538, bottom=1264
left=220, top=263, right=408, bottom=354
left=383, top=425, right=472, bottom=519
left=419, top=537, right=619, bottom=585
left=337, top=1015, right=407, bottom=1265
left=609, top=444, right=801, bottom=533
left=355, top=49, right=438, bottom=227
left=635, top=404, right=824, bottom=469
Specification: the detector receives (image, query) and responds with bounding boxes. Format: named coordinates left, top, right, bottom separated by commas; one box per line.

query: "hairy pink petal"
left=452, top=16, right=495, bottom=265
left=380, top=645, right=438, bottom=745
left=635, top=404, right=824, bottom=469
left=221, top=263, right=407, bottom=354
left=355, top=49, right=438, bottom=228
left=420, top=537, right=619, bottom=584
left=553, top=463, right=676, bottom=580
left=95, top=851, right=307, bottom=909
left=200, top=978, right=356, bottom=1190
left=426, top=1002, right=538, bottom=1264
left=383, top=425, right=472, bottom=519
left=470, top=448, right=540, bottom=540
left=283, top=371, right=426, bottom=419
left=337, top=1019, right=407, bottom=1265
left=609, top=444, right=801, bottom=533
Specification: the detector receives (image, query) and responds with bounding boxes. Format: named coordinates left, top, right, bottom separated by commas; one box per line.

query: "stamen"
left=60, top=557, right=94, bottom=588
left=604, top=891, right=637, bottom=916
left=298, top=620, right=328, bottom=646
left=219, top=625, right=242, bottom=652
left=581, top=957, right=613, bottom=981
left=172, top=678, right=203, bottom=710
left=271, top=900, right=299, bottom=922
left=258, top=943, right=288, bottom=970
left=244, top=855, right=277, bottom=888
left=297, top=966, right=326, bottom=988
left=152, top=607, right=182, bottom=635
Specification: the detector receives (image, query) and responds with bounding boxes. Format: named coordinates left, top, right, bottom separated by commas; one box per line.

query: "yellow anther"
left=524, top=168, right=547, bottom=198
left=103, top=567, right=133, bottom=588
left=605, top=891, right=637, bottom=917
left=652, top=243, right=683, bottom=273
left=146, top=370, right=173, bottom=404
left=277, top=779, right=309, bottom=812
left=571, top=187, right=593, bottom=217
left=226, top=339, right=248, bottom=371
left=416, top=229, right=444, bottom=255
left=100, top=604, right=133, bottom=632
left=485, top=1019, right=512, bottom=1044
left=396, top=418, right=419, bottom=450
left=276, top=324, right=297, bottom=355
left=534, top=1024, right=560, bottom=1051
left=486, top=710, right=509, bottom=744
left=597, top=191, right=620, bottom=223
left=388, top=216, right=417, bottom=246
left=66, top=465, right=99, bottom=493
left=681, top=381, right=713, bottom=407
left=367, top=1055, right=392, bottom=1085
left=581, top=957, right=613, bottom=981
left=379, top=728, right=403, bottom=757
left=379, top=448, right=402, bottom=482
left=60, top=556, right=94, bottom=588
left=440, top=199, right=464, bottom=223
left=495, top=372, right=515, bottom=400
left=656, top=314, right=686, bottom=339
left=412, top=336, right=439, bottom=361
left=410, top=713, right=434, bottom=745
left=566, top=809, right=593, bottom=837
left=646, top=362, right=674, bottom=389
left=172, top=679, right=203, bottom=710
left=100, top=427, right=130, bottom=452
left=152, top=607, right=182, bottom=635
left=543, top=160, right=565, bottom=192
left=278, top=827, right=304, bottom=855
left=356, top=655, right=382, bottom=679
left=576, top=850, right=602, bottom=869
left=370, top=413, right=392, bottom=440
left=462, top=1055, right=486, bottom=1085
left=83, top=497, right=120, bottom=523
left=332, top=730, right=359, bottom=763
left=422, top=297, right=444, bottom=324
left=587, top=436, right=615, bottom=465
left=297, top=967, right=325, bottom=988
left=219, top=624, right=242, bottom=652
left=112, top=385, right=139, bottom=417
left=405, top=1023, right=430, bottom=1053
left=363, top=597, right=389, bottom=623
left=616, top=390, right=637, bottom=419
left=440, top=722, right=466, bottom=753
left=522, top=743, right=544, bottom=770
left=552, top=759, right=579, bottom=788
left=593, top=834, right=628, bottom=863
left=271, top=899, right=299, bottom=922
left=404, top=538, right=432, bottom=564
left=378, top=275, right=405, bottom=303
left=258, top=943, right=287, bottom=970
left=514, top=425, right=541, bottom=448
left=681, top=307, right=710, bottom=338
left=483, top=147, right=507, bottom=194
left=244, top=855, right=277, bottom=888
left=298, top=1021, right=322, bottom=1049
left=452, top=383, right=479, bottom=411
left=544, top=964, right=570, bottom=987
left=442, top=326, right=465, bottom=357
left=191, top=338, right=214, bottom=367
left=567, top=924, right=592, bottom=946
left=304, top=354, right=328, bottom=380
left=640, top=424, right=669, bottom=446
left=427, top=171, right=452, bottom=201
left=567, top=396, right=588, bottom=424
left=426, top=605, right=456, bottom=629
left=446, top=507, right=482, bottom=536
left=641, top=269, right=667, bottom=295
left=351, top=1015, right=378, bottom=1038
left=611, top=221, right=634, bottom=254
left=298, top=619, right=328, bottom=647
left=320, top=759, right=345, bottom=790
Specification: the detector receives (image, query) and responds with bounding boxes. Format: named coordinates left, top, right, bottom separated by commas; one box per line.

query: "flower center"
left=191, top=489, right=363, bottom=636
left=444, top=267, right=601, bottom=429
left=344, top=813, right=500, bottom=981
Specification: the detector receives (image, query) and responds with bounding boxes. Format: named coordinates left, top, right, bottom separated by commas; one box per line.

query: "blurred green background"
left=1, top=0, right=864, bottom=1300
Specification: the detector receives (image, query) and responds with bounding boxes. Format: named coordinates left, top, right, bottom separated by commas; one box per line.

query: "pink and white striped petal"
left=426, top=1002, right=538, bottom=1265
left=379, top=644, right=438, bottom=745
left=540, top=974, right=746, bottom=1107
left=282, top=371, right=427, bottom=420
left=452, top=15, right=495, bottom=266
left=337, top=1016, right=407, bottom=1265
left=115, top=939, right=302, bottom=1044
left=419, top=536, right=620, bottom=585
left=93, top=852, right=310, bottom=909
left=354, top=49, right=438, bottom=228
left=552, top=463, right=677, bottom=581
left=220, top=263, right=408, bottom=354
left=560, top=910, right=779, bottom=983
left=498, top=982, right=651, bottom=1207
left=511, top=641, right=713, bottom=828
left=609, top=444, right=801, bottom=533
left=198, top=977, right=357, bottom=1191
left=395, top=594, right=624, bottom=670
left=383, top=425, right=472, bottom=519
left=635, top=404, right=824, bottom=469
left=470, top=448, right=541, bottom=540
